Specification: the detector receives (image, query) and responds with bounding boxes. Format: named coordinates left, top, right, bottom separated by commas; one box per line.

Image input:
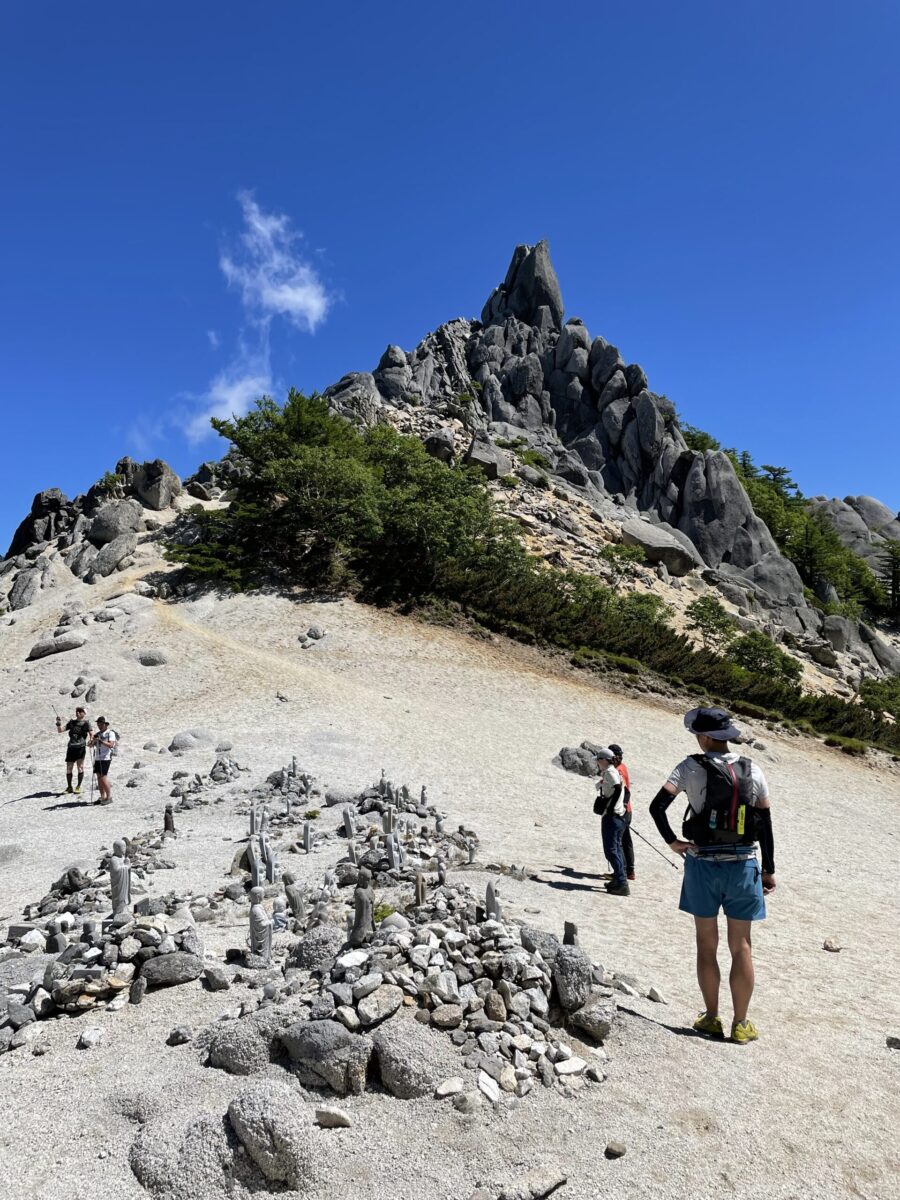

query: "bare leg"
left=726, top=918, right=754, bottom=1023
left=694, top=916, right=721, bottom=1016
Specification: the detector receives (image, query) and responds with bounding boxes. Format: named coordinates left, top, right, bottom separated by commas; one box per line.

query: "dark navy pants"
left=601, top=812, right=627, bottom=886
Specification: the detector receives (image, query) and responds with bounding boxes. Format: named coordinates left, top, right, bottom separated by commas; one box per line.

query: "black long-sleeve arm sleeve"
left=756, top=807, right=775, bottom=874
left=650, top=786, right=679, bottom=844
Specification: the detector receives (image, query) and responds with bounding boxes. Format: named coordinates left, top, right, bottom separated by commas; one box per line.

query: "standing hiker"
left=594, top=747, right=630, bottom=896
left=55, top=705, right=91, bottom=795
left=608, top=743, right=635, bottom=882
left=649, top=706, right=776, bottom=1045
left=89, top=716, right=118, bottom=805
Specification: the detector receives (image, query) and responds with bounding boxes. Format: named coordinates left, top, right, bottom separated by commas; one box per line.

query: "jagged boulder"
left=87, top=499, right=144, bottom=547
left=372, top=1013, right=459, bottom=1099
left=227, top=1081, right=317, bottom=1189
left=621, top=519, right=703, bottom=576
left=90, top=532, right=138, bottom=578
left=279, top=1019, right=372, bottom=1095
left=123, top=458, right=182, bottom=510
left=464, top=435, right=512, bottom=481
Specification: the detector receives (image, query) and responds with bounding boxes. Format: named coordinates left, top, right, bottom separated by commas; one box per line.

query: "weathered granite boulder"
left=621, top=518, right=703, bottom=576
left=140, top=952, right=204, bottom=989
left=227, top=1080, right=317, bottom=1189
left=87, top=499, right=144, bottom=547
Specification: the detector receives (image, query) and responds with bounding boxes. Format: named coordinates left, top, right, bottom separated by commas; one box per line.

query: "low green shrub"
left=519, top=449, right=550, bottom=470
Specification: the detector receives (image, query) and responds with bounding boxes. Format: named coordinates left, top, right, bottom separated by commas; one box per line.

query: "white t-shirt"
left=596, top=764, right=626, bottom=817
left=667, top=752, right=768, bottom=815
left=95, top=729, right=118, bottom=761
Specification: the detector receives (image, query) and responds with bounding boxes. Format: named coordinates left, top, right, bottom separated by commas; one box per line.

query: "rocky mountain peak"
left=481, top=240, right=565, bottom=330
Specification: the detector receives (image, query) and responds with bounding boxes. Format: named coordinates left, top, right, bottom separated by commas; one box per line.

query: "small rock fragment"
left=605, top=1140, right=627, bottom=1159
left=315, top=1106, right=352, bottom=1128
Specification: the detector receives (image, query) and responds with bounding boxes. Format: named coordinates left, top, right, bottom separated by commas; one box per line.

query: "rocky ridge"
left=3, top=242, right=899, bottom=692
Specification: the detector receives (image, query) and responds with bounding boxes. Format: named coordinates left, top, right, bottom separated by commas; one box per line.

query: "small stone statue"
left=259, top=806, right=270, bottom=837
left=467, top=840, right=476, bottom=865
left=415, top=871, right=426, bottom=906
left=303, top=821, right=313, bottom=853
left=435, top=815, right=445, bottom=834
left=563, top=920, right=579, bottom=947
left=485, top=880, right=501, bottom=921
left=347, top=840, right=358, bottom=866
left=348, top=867, right=375, bottom=948
left=437, top=858, right=447, bottom=887
left=109, top=839, right=132, bottom=915
left=264, top=840, right=278, bottom=884
left=291, top=756, right=298, bottom=777
left=164, top=804, right=176, bottom=834
left=282, top=871, right=306, bottom=923
left=249, top=805, right=258, bottom=835
left=248, top=886, right=272, bottom=964
left=420, top=785, right=428, bottom=805
left=247, top=835, right=264, bottom=889
left=272, top=895, right=289, bottom=932
left=343, top=808, right=355, bottom=839
left=279, top=768, right=289, bottom=793
left=284, top=793, right=292, bottom=818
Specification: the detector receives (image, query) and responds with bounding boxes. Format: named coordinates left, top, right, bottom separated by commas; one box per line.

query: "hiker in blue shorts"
left=650, top=706, right=777, bottom=1044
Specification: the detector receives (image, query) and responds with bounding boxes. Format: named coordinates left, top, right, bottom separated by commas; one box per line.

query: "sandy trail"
left=1, top=581, right=898, bottom=1200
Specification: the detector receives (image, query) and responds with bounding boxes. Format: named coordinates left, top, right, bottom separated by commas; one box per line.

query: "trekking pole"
left=629, top=823, right=681, bottom=871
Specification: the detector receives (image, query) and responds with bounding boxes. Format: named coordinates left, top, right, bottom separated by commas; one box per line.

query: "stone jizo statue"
left=249, top=885, right=272, bottom=964
left=348, top=867, right=375, bottom=948
left=282, top=871, right=306, bottom=923
left=272, top=895, right=289, bottom=932
left=109, top=839, right=131, bottom=915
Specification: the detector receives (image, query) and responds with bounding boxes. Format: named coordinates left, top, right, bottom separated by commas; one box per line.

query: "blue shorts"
left=679, top=852, right=766, bottom=921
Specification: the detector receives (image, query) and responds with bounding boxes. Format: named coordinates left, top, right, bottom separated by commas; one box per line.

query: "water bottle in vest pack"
left=683, top=755, right=756, bottom=846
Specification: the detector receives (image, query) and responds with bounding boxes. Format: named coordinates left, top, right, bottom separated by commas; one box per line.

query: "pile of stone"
left=0, top=826, right=201, bottom=1048
left=202, top=773, right=628, bottom=1110
left=266, top=893, right=618, bottom=1105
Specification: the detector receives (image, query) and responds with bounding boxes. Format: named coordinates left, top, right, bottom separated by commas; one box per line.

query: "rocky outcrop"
left=320, top=240, right=823, bottom=634
left=1, top=457, right=182, bottom=610
left=809, top=494, right=900, bottom=565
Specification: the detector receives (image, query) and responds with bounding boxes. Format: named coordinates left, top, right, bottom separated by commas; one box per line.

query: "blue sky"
left=2, top=2, right=899, bottom=548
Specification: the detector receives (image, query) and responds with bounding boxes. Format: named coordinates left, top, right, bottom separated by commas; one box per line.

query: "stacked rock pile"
left=263, top=899, right=618, bottom=1104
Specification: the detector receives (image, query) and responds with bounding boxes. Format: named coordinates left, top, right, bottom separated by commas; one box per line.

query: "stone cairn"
left=0, top=764, right=655, bottom=1110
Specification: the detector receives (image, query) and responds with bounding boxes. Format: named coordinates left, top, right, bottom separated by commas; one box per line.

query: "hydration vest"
left=682, top=755, right=756, bottom=846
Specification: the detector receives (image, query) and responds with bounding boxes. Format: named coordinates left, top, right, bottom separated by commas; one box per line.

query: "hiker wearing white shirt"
left=595, top=747, right=630, bottom=896
left=650, top=706, right=776, bottom=1045
left=90, top=716, right=118, bottom=805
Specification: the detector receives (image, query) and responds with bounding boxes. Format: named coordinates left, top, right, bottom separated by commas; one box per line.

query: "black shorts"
left=93, top=759, right=111, bottom=777
left=65, top=746, right=87, bottom=764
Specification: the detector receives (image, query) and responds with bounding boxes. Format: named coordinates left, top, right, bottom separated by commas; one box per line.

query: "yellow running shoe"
left=731, top=1019, right=759, bottom=1045
left=692, top=1012, right=725, bottom=1038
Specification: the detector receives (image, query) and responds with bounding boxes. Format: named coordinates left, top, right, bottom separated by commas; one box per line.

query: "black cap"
left=608, top=743, right=623, bottom=757
left=684, top=706, right=741, bottom=741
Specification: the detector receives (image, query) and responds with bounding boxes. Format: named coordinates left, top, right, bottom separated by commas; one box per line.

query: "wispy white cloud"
left=183, top=193, right=333, bottom=443
left=219, top=191, right=331, bottom=332
left=185, top=358, right=272, bottom=444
